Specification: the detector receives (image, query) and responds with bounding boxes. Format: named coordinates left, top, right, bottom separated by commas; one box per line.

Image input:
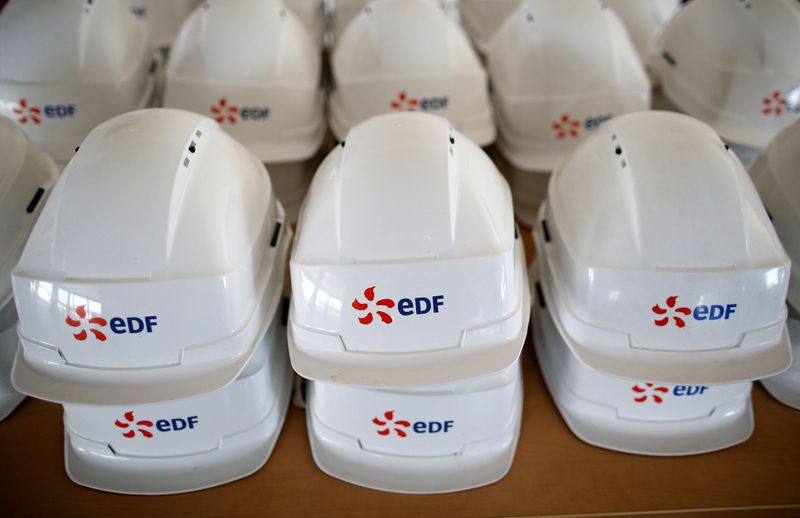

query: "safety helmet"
left=488, top=0, right=651, bottom=173
left=0, top=0, right=161, bottom=165
left=284, top=0, right=326, bottom=46
left=653, top=0, right=800, bottom=152
left=331, top=0, right=461, bottom=44
left=329, top=0, right=495, bottom=146
left=163, top=0, right=326, bottom=221
left=306, top=357, right=522, bottom=493
left=750, top=120, right=800, bottom=409
left=289, top=112, right=529, bottom=387
left=459, top=0, right=519, bottom=54
left=606, top=0, right=680, bottom=68
left=11, top=109, right=291, bottom=405
left=532, top=273, right=753, bottom=456
left=0, top=115, right=59, bottom=420
left=120, top=0, right=200, bottom=52
left=63, top=306, right=292, bottom=494
left=535, top=111, right=790, bottom=385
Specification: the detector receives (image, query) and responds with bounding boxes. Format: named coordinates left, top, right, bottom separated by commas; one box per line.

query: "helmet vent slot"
left=26, top=188, right=45, bottom=214
left=535, top=282, right=546, bottom=308
left=270, top=222, right=283, bottom=247
left=661, top=51, right=677, bottom=67
left=541, top=219, right=551, bottom=242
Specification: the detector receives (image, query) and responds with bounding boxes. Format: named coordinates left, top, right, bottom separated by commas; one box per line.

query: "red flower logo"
left=390, top=91, right=419, bottom=111
left=372, top=410, right=411, bottom=437
left=762, top=90, right=788, bottom=116
left=632, top=383, right=669, bottom=403
left=210, top=97, right=239, bottom=125
left=552, top=113, right=580, bottom=139
left=65, top=305, right=108, bottom=341
left=352, top=286, right=395, bottom=325
left=114, top=411, right=154, bottom=438
left=652, top=295, right=691, bottom=328
left=12, top=98, right=41, bottom=125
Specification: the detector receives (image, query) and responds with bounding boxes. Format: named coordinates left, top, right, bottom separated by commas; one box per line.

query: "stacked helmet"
left=329, top=0, right=495, bottom=146
left=535, top=111, right=790, bottom=385
left=164, top=0, right=325, bottom=165
left=289, top=112, right=528, bottom=387
left=532, top=268, right=753, bottom=456
left=119, top=0, right=200, bottom=51
left=332, top=0, right=461, bottom=44
left=751, top=121, right=800, bottom=409
left=0, top=116, right=58, bottom=420
left=654, top=0, right=800, bottom=152
left=11, top=109, right=290, bottom=405
left=306, top=358, right=523, bottom=493
left=0, top=0, right=160, bottom=165
left=488, top=0, right=650, bottom=174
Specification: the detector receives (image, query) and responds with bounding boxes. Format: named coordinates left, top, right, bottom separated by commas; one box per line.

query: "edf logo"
left=351, top=286, right=444, bottom=325
left=114, top=410, right=198, bottom=439
left=651, top=295, right=737, bottom=328
left=372, top=410, right=454, bottom=438
left=390, top=91, right=449, bottom=112
left=632, top=383, right=709, bottom=404
left=12, top=98, right=76, bottom=125
left=65, top=305, right=158, bottom=342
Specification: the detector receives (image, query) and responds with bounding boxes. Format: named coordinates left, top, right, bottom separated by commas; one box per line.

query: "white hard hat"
left=329, top=0, right=495, bottom=146
left=488, top=0, right=651, bottom=174
left=306, top=358, right=522, bottom=493
left=0, top=0, right=161, bottom=165
left=459, top=0, right=519, bottom=54
left=331, top=0, right=461, bottom=44
left=120, top=0, right=200, bottom=51
left=750, top=120, right=800, bottom=409
left=63, top=307, right=292, bottom=495
left=11, top=109, right=291, bottom=405
left=654, top=0, right=800, bottom=151
left=164, top=0, right=325, bottom=165
left=535, top=111, right=791, bottom=385
left=284, top=0, right=326, bottom=46
left=606, top=0, right=680, bottom=68
left=0, top=115, right=59, bottom=420
left=532, top=273, right=753, bottom=456
left=289, top=112, right=529, bottom=387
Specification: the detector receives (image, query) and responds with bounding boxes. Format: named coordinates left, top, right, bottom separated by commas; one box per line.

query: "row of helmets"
left=0, top=0, right=798, bottom=495
left=4, top=106, right=800, bottom=495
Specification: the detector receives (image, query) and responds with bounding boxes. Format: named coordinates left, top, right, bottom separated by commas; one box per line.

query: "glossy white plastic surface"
left=0, top=0, right=160, bottom=164
left=306, top=358, right=523, bottom=493
left=64, top=310, right=293, bottom=495
left=289, top=112, right=529, bottom=386
left=536, top=111, right=791, bottom=384
left=653, top=0, right=800, bottom=150
left=11, top=109, right=290, bottom=405
left=0, top=116, right=59, bottom=420
left=285, top=0, right=326, bottom=45
left=532, top=272, right=753, bottom=456
left=488, top=0, right=650, bottom=174
left=164, top=0, right=325, bottom=164
left=120, top=0, right=199, bottom=50
left=331, top=0, right=461, bottom=43
left=751, top=121, right=800, bottom=409
left=329, top=0, right=494, bottom=146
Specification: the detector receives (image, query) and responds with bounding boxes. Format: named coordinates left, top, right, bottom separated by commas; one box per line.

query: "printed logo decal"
left=351, top=286, right=444, bottom=325
left=651, top=296, right=737, bottom=328
left=210, top=97, right=239, bottom=125
left=762, top=90, right=788, bottom=116
left=115, top=411, right=154, bottom=438
left=390, top=91, right=449, bottom=112
left=65, top=305, right=108, bottom=342
left=352, top=286, right=396, bottom=325
left=552, top=113, right=580, bottom=139
left=12, top=98, right=41, bottom=125
left=632, top=383, right=710, bottom=403
left=114, top=411, right=199, bottom=439
left=371, top=410, right=454, bottom=437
